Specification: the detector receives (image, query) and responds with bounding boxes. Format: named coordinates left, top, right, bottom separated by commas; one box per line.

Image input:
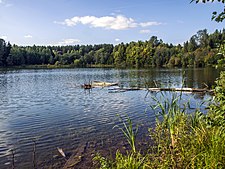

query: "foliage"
left=207, top=71, right=225, bottom=126
left=94, top=151, right=146, bottom=169
left=93, top=153, right=112, bottom=169
left=1, top=29, right=225, bottom=68
left=191, top=0, right=225, bottom=22
left=216, top=40, right=225, bottom=67
left=148, top=89, right=225, bottom=169
left=0, top=39, right=11, bottom=66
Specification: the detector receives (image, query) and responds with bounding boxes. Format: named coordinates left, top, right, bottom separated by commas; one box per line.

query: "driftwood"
left=57, top=147, right=66, bottom=158
left=81, top=80, right=213, bottom=93
left=146, top=87, right=213, bottom=93
left=81, top=81, right=118, bottom=89
left=92, top=81, right=118, bottom=87
left=108, top=87, right=213, bottom=93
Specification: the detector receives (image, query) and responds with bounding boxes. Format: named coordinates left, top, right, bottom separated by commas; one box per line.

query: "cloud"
left=0, top=35, right=7, bottom=40
left=56, top=39, right=80, bottom=46
left=63, top=15, right=136, bottom=30
left=0, top=0, right=13, bottom=7
left=139, top=21, right=161, bottom=27
left=55, top=15, right=161, bottom=30
left=24, top=35, right=33, bottom=38
left=115, top=38, right=120, bottom=42
left=139, top=29, right=151, bottom=34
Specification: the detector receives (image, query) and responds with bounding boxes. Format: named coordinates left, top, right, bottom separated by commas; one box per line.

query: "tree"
left=0, top=39, right=7, bottom=66
left=113, top=43, right=126, bottom=66
left=0, top=39, right=12, bottom=66
left=191, top=1, right=225, bottom=67
left=148, top=36, right=161, bottom=47
left=196, top=29, right=209, bottom=48
left=188, top=36, right=198, bottom=52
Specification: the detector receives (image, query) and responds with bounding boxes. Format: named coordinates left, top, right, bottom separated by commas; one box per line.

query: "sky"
left=0, top=0, right=224, bottom=46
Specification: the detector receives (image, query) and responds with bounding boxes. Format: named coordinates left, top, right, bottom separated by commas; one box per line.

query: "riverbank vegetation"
left=0, top=29, right=225, bottom=68
left=93, top=71, right=225, bottom=169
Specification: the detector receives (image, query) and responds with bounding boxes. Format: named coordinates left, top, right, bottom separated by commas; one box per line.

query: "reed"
left=113, top=115, right=138, bottom=153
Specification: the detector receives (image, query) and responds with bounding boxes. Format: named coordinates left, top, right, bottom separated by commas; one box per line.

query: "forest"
left=0, top=29, right=225, bottom=68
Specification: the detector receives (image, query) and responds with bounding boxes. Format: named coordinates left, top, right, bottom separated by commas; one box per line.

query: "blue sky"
left=0, top=0, right=224, bottom=46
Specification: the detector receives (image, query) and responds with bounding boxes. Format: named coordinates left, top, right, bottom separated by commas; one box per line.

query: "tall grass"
left=94, top=71, right=225, bottom=169
left=94, top=151, right=146, bottom=169
left=94, top=115, right=146, bottom=169
left=113, top=116, right=138, bottom=153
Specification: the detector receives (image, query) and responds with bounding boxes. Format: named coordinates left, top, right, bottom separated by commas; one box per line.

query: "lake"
left=0, top=67, right=222, bottom=168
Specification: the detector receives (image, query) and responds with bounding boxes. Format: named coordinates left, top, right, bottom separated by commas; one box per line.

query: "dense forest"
left=0, top=29, right=225, bottom=68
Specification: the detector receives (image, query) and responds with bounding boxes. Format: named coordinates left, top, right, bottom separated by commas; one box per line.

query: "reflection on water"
left=0, top=67, right=222, bottom=168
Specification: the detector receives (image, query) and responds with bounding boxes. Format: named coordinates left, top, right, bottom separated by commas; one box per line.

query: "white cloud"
left=62, top=15, right=136, bottom=30
left=55, top=15, right=161, bottom=30
left=139, top=22, right=161, bottom=27
left=24, top=35, right=33, bottom=38
left=139, top=29, right=151, bottom=34
left=56, top=39, right=80, bottom=46
left=115, top=38, right=120, bottom=42
left=0, top=0, right=13, bottom=7
left=0, top=35, right=7, bottom=40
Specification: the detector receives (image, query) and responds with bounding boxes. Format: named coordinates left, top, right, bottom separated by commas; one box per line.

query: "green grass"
left=94, top=71, right=225, bottom=169
left=113, top=115, right=138, bottom=153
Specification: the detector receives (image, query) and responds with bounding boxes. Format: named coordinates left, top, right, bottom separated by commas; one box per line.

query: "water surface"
left=0, top=67, right=221, bottom=168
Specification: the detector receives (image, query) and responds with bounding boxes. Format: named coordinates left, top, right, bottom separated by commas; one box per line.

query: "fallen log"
left=108, top=87, right=213, bottom=93
left=147, top=87, right=213, bottom=93
left=81, top=81, right=119, bottom=89
left=92, top=81, right=118, bottom=87
left=108, top=90, right=126, bottom=93
left=108, top=87, right=141, bottom=92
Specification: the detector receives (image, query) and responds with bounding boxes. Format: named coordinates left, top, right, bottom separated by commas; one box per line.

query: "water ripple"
left=0, top=68, right=220, bottom=168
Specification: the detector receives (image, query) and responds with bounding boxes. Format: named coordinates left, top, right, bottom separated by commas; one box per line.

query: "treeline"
left=113, top=29, right=225, bottom=67
left=0, top=42, right=114, bottom=67
left=0, top=29, right=225, bottom=68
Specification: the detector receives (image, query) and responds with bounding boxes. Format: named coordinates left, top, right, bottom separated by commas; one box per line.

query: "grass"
left=113, top=115, right=138, bottom=153
left=94, top=71, right=225, bottom=169
left=94, top=151, right=146, bottom=169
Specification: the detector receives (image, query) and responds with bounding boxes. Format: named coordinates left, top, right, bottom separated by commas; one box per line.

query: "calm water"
left=0, top=67, right=221, bottom=168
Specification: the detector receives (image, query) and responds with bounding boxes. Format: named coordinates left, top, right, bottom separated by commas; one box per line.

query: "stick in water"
left=57, top=147, right=66, bottom=158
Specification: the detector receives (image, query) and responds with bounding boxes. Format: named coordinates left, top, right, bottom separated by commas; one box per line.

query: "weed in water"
left=113, top=115, right=138, bottom=153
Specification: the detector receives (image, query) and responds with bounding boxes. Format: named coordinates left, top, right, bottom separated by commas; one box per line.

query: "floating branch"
left=146, top=87, right=213, bottom=93
left=108, top=87, right=213, bottom=93
left=92, top=81, right=118, bottom=87
left=81, top=81, right=119, bottom=89
left=57, top=147, right=66, bottom=158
